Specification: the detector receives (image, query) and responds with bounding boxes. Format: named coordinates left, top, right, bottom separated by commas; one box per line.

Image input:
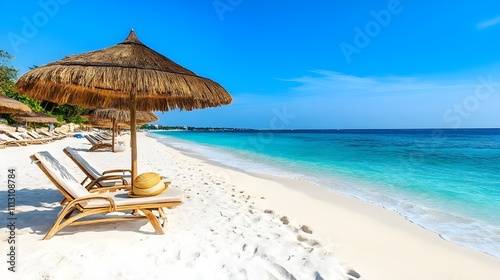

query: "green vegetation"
left=0, top=50, right=88, bottom=126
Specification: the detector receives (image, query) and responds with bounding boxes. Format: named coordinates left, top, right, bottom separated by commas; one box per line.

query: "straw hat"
left=129, top=172, right=169, bottom=197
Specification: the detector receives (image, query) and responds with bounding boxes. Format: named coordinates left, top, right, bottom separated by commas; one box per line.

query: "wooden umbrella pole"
left=111, top=118, right=116, bottom=152
left=130, top=83, right=138, bottom=186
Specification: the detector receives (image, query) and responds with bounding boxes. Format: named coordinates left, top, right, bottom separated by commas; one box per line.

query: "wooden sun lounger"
left=0, top=131, right=41, bottom=146
left=90, top=133, right=113, bottom=142
left=63, top=146, right=131, bottom=189
left=95, top=132, right=112, bottom=141
left=4, top=131, right=45, bottom=144
left=84, top=135, right=113, bottom=151
left=27, top=131, right=54, bottom=143
left=30, top=151, right=183, bottom=240
left=54, top=131, right=73, bottom=138
left=39, top=130, right=65, bottom=140
left=6, top=131, right=31, bottom=140
left=0, top=133, right=27, bottom=147
left=88, top=134, right=105, bottom=142
left=0, top=138, right=16, bottom=148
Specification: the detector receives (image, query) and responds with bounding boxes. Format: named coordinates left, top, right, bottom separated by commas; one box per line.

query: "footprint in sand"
left=240, top=243, right=258, bottom=259
left=347, top=269, right=361, bottom=279
left=300, top=225, right=313, bottom=234
left=297, top=235, right=320, bottom=248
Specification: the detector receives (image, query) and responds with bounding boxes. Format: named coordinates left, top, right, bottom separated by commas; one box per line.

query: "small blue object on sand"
left=74, top=134, right=83, bottom=139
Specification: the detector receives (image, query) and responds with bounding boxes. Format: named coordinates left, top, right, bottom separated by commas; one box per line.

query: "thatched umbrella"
left=13, top=112, right=57, bottom=123
left=15, top=30, right=232, bottom=185
left=85, top=116, right=155, bottom=128
left=85, top=115, right=155, bottom=134
left=85, top=119, right=139, bottom=129
left=13, top=112, right=58, bottom=130
left=0, top=94, right=32, bottom=114
left=85, top=109, right=158, bottom=124
left=85, top=108, right=159, bottom=152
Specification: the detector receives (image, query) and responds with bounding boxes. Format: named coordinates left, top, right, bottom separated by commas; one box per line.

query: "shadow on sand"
left=0, top=188, right=155, bottom=239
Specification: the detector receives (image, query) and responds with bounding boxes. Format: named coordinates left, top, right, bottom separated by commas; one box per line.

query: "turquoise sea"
left=149, top=129, right=500, bottom=258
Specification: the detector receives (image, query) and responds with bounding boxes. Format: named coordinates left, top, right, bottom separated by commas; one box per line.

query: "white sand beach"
left=1, top=132, right=499, bottom=279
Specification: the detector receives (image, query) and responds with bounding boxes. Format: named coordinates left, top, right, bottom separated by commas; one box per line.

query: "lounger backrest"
left=40, top=131, right=55, bottom=138
left=0, top=133, right=15, bottom=141
left=33, top=151, right=90, bottom=199
left=31, top=131, right=44, bottom=138
left=85, top=135, right=98, bottom=145
left=27, top=131, right=40, bottom=139
left=64, top=147, right=103, bottom=179
left=89, top=134, right=103, bottom=142
left=7, top=132, right=25, bottom=140
left=95, top=133, right=110, bottom=140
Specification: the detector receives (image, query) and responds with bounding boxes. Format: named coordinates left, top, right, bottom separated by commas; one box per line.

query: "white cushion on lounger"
left=8, top=132, right=26, bottom=140
left=0, top=133, right=15, bottom=141
left=34, top=151, right=90, bottom=199
left=85, top=187, right=183, bottom=208
left=65, top=147, right=131, bottom=185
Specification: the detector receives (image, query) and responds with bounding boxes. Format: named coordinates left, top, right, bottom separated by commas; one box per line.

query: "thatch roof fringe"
left=14, top=30, right=232, bottom=112
left=15, top=76, right=230, bottom=111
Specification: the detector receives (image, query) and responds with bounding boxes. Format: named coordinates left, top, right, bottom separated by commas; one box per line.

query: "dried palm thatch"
left=84, top=108, right=158, bottom=124
left=14, top=30, right=232, bottom=112
left=13, top=112, right=58, bottom=123
left=85, top=113, right=156, bottom=128
left=0, top=94, right=32, bottom=114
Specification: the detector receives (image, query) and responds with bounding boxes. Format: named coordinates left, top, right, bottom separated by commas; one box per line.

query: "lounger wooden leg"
left=80, top=177, right=89, bottom=185
left=158, top=207, right=167, bottom=228
left=63, top=207, right=77, bottom=219
left=44, top=207, right=107, bottom=240
left=43, top=205, right=75, bottom=240
left=141, top=209, right=165, bottom=234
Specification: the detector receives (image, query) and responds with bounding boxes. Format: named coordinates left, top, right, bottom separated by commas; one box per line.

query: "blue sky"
left=1, top=0, right=499, bottom=129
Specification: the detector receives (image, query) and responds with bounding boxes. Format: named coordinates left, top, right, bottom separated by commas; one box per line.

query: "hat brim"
left=128, top=180, right=168, bottom=197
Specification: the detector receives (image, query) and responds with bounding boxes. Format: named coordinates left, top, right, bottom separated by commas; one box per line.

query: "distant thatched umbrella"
left=85, top=119, right=134, bottom=129
left=0, top=94, right=32, bottom=114
left=85, top=116, right=153, bottom=130
left=85, top=117, right=154, bottom=127
left=84, top=119, right=129, bottom=134
left=15, top=30, right=232, bottom=184
left=85, top=109, right=158, bottom=124
left=85, top=108, right=159, bottom=152
left=13, top=112, right=58, bottom=130
left=13, top=112, right=57, bottom=123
